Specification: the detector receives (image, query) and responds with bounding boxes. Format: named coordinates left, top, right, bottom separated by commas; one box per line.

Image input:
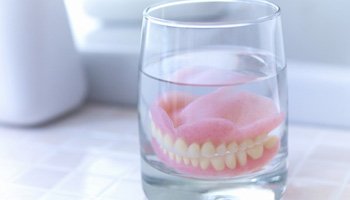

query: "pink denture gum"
left=149, top=87, right=284, bottom=177
left=149, top=67, right=283, bottom=177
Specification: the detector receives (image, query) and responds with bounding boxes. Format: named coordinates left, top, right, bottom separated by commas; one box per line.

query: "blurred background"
left=1, top=0, right=349, bottom=127
left=65, top=0, right=350, bottom=127
left=0, top=0, right=350, bottom=199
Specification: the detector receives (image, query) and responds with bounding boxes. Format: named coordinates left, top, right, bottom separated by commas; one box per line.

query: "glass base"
left=142, top=158, right=287, bottom=200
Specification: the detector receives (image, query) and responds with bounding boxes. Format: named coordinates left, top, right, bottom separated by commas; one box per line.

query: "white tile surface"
left=0, top=161, right=26, bottom=181
left=0, top=103, right=349, bottom=200
left=62, top=137, right=114, bottom=151
left=14, top=168, right=69, bottom=189
left=39, top=193, right=90, bottom=200
left=284, top=178, right=339, bottom=200
left=78, top=155, right=137, bottom=177
left=99, top=180, right=144, bottom=199
left=0, top=104, right=143, bottom=199
left=4, top=145, right=55, bottom=164
left=0, top=183, right=46, bottom=200
left=55, top=172, right=115, bottom=197
left=40, top=150, right=89, bottom=170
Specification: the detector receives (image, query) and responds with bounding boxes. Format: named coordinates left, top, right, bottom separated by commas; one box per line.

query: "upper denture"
left=150, top=87, right=284, bottom=176
left=151, top=88, right=283, bottom=145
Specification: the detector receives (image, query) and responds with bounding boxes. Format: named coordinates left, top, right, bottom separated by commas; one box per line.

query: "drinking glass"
left=138, top=0, right=287, bottom=199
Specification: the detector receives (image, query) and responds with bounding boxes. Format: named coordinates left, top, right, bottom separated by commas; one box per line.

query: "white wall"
left=271, top=0, right=350, bottom=66
left=66, top=0, right=350, bottom=109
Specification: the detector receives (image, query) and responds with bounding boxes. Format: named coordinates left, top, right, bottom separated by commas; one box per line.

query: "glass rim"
left=143, top=0, right=281, bottom=28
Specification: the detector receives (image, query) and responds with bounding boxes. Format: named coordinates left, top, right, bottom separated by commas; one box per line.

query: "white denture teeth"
left=227, top=142, right=238, bottom=154
left=174, top=138, right=188, bottom=156
left=168, top=152, right=175, bottom=160
left=237, top=151, right=247, bottom=166
left=225, top=154, right=236, bottom=169
left=264, top=136, right=279, bottom=149
left=158, top=132, right=164, bottom=146
left=255, top=134, right=268, bottom=143
left=216, top=144, right=227, bottom=156
left=191, top=158, right=199, bottom=167
left=200, top=158, right=210, bottom=170
left=247, top=144, right=264, bottom=159
left=183, top=157, right=190, bottom=165
left=150, top=122, right=156, bottom=137
left=164, top=134, right=173, bottom=150
left=211, top=156, right=225, bottom=171
left=175, top=155, right=182, bottom=163
left=188, top=143, right=200, bottom=158
left=201, top=142, right=215, bottom=158
left=151, top=124, right=279, bottom=171
left=239, top=139, right=254, bottom=150
left=154, top=128, right=162, bottom=143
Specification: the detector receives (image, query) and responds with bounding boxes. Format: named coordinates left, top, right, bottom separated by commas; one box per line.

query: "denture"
left=149, top=87, right=284, bottom=177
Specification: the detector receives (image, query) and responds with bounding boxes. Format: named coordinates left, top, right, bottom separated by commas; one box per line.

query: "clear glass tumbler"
left=138, top=0, right=287, bottom=199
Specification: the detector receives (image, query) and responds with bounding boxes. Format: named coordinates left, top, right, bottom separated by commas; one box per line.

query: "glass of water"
left=138, top=0, right=287, bottom=199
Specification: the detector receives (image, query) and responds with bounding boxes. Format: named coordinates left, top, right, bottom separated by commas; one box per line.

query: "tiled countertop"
left=0, top=104, right=349, bottom=200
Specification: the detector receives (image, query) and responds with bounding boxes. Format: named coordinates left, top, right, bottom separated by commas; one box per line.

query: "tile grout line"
left=91, top=155, right=140, bottom=199
left=10, top=144, right=77, bottom=200
left=332, top=166, right=350, bottom=200
left=288, top=177, right=345, bottom=187
left=38, top=157, right=88, bottom=200
left=92, top=175, right=124, bottom=199
left=284, top=132, right=340, bottom=200
left=40, top=148, right=137, bottom=199
left=288, top=131, right=349, bottom=200
left=288, top=132, right=325, bottom=179
left=33, top=134, right=103, bottom=200
left=8, top=142, right=63, bottom=183
left=41, top=144, right=97, bottom=199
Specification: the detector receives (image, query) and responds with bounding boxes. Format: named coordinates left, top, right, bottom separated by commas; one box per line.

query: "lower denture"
left=149, top=88, right=284, bottom=177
